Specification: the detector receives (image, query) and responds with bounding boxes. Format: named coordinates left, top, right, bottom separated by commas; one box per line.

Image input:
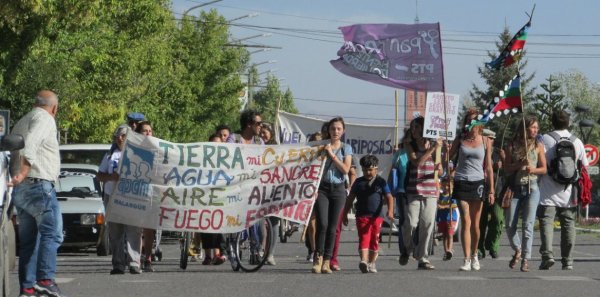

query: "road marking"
left=438, top=276, right=487, bottom=281
left=120, top=280, right=164, bottom=283
left=538, top=276, right=594, bottom=281
left=55, top=278, right=75, bottom=284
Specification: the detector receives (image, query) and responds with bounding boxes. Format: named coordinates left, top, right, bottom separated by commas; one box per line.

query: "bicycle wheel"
left=235, top=217, right=273, bottom=272
left=225, top=234, right=241, bottom=272
left=179, top=232, right=192, bottom=270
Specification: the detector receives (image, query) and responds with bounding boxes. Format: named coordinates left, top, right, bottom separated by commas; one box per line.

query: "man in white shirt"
left=10, top=90, right=66, bottom=297
left=538, top=110, right=589, bottom=271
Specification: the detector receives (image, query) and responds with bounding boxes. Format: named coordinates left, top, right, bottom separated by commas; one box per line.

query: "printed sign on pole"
left=584, top=144, right=599, bottom=166
left=422, top=92, right=460, bottom=140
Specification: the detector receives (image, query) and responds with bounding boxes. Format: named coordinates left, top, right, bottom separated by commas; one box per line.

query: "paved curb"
left=575, top=227, right=600, bottom=233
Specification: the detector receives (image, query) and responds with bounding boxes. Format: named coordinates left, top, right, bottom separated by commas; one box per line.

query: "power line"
left=294, top=97, right=397, bottom=107
left=298, top=112, right=397, bottom=121
left=175, top=18, right=600, bottom=49
left=181, top=1, right=600, bottom=38
left=180, top=0, right=600, bottom=38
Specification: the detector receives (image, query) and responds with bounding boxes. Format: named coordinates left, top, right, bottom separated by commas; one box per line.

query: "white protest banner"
left=106, top=132, right=326, bottom=233
left=278, top=111, right=395, bottom=177
left=422, top=92, right=460, bottom=140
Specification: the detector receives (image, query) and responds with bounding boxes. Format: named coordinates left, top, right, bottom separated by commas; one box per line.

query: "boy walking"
left=343, top=155, right=394, bottom=273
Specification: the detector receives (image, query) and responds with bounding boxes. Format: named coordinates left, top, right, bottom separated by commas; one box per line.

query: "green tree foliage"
left=0, top=1, right=251, bottom=143
left=531, top=75, right=568, bottom=134
left=556, top=70, right=600, bottom=146
left=251, top=74, right=298, bottom=125
left=466, top=27, right=535, bottom=142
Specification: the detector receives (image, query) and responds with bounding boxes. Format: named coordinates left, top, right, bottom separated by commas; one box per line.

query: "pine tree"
left=531, top=75, right=568, bottom=134
left=467, top=27, right=536, bottom=141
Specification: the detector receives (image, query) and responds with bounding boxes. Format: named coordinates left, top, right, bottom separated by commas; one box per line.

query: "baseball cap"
left=126, top=112, right=145, bottom=122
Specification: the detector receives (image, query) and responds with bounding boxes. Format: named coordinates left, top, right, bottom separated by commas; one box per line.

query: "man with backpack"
left=538, top=110, right=589, bottom=271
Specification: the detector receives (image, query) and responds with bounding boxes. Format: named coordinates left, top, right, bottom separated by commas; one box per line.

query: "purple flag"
left=330, top=23, right=444, bottom=92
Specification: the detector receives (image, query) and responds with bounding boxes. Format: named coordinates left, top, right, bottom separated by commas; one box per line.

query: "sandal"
left=509, top=250, right=521, bottom=269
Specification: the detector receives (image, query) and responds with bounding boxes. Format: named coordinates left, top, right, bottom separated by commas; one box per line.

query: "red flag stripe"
left=491, top=96, right=522, bottom=113
left=509, top=40, right=526, bottom=51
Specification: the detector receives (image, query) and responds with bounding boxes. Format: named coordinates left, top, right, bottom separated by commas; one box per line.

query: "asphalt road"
left=7, top=223, right=600, bottom=297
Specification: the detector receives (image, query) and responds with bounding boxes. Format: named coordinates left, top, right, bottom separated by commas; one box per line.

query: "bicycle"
left=179, top=216, right=274, bottom=272
left=231, top=217, right=274, bottom=272
left=179, top=232, right=203, bottom=270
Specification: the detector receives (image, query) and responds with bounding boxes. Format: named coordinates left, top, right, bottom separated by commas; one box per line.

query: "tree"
left=0, top=2, right=250, bottom=143
left=252, top=74, right=298, bottom=125
left=466, top=27, right=536, bottom=141
left=531, top=75, right=568, bottom=133
left=556, top=70, right=600, bottom=145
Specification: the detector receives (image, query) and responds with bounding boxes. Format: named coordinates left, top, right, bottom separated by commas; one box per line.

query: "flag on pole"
left=486, top=21, right=531, bottom=70
left=330, top=23, right=444, bottom=92
left=467, top=75, right=522, bottom=130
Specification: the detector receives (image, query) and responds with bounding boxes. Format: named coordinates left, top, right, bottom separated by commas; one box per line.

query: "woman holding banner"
left=312, top=117, right=353, bottom=274
left=449, top=108, right=494, bottom=272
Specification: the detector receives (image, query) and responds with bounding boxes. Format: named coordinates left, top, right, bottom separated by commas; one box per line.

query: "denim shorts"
left=452, top=179, right=485, bottom=201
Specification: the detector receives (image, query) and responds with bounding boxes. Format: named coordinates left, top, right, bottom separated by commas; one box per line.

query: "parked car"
left=0, top=134, right=25, bottom=297
left=56, top=164, right=109, bottom=256
left=60, top=143, right=110, bottom=165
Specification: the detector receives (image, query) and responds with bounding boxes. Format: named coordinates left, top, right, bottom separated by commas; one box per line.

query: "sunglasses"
left=254, top=121, right=263, bottom=126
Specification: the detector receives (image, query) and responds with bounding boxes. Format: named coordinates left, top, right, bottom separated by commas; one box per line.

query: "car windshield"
left=56, top=172, right=101, bottom=198
left=61, top=149, right=108, bottom=165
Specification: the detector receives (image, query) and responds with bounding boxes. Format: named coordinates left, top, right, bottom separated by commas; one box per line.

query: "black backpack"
left=548, top=132, right=579, bottom=186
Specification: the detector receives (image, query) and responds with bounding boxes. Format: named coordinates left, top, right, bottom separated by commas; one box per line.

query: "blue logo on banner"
left=118, top=143, right=154, bottom=198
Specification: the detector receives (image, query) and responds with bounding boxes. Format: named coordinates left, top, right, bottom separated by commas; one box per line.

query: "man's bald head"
left=35, top=90, right=58, bottom=117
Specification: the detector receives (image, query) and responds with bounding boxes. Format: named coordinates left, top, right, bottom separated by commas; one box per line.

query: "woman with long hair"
left=448, top=108, right=494, bottom=271
left=503, top=116, right=546, bottom=272
left=312, top=117, right=353, bottom=274
left=260, top=122, right=277, bottom=145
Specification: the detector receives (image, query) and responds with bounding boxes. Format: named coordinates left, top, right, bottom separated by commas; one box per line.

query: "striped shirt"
left=406, top=147, right=437, bottom=198
left=11, top=107, right=60, bottom=182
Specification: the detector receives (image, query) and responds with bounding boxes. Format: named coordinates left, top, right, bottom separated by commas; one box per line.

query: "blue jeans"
left=504, top=183, right=539, bottom=260
left=13, top=180, right=63, bottom=289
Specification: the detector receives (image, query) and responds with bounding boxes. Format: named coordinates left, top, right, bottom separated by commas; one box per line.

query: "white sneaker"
left=266, top=255, right=276, bottom=266
left=459, top=259, right=472, bottom=271
left=368, top=262, right=378, bottom=273
left=471, top=255, right=481, bottom=271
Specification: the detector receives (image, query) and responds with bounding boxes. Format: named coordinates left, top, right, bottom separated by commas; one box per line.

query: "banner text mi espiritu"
left=106, top=132, right=326, bottom=233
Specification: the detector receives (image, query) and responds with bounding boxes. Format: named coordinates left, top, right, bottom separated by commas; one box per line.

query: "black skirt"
left=452, top=179, right=485, bottom=201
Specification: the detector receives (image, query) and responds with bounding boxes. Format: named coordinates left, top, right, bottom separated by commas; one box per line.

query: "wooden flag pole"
left=395, top=90, right=400, bottom=149
left=275, top=95, right=282, bottom=144
left=516, top=66, right=530, bottom=193
left=390, top=90, right=400, bottom=249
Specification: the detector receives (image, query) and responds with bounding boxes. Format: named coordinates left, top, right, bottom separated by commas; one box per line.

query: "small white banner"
left=422, top=92, right=460, bottom=140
